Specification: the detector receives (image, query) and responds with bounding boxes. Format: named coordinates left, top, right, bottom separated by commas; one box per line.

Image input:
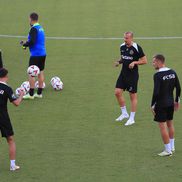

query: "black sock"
left=29, top=88, right=34, bottom=96
left=37, top=88, right=43, bottom=95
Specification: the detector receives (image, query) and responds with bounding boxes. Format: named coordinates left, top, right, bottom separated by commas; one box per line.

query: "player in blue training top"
left=20, top=12, right=46, bottom=99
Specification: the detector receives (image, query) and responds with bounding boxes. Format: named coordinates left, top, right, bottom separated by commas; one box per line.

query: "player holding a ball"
left=20, top=12, right=46, bottom=99
left=0, top=68, right=24, bottom=171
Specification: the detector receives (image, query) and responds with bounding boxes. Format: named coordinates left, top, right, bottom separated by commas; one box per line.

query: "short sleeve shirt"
left=120, top=42, right=145, bottom=76
left=0, top=82, right=17, bottom=112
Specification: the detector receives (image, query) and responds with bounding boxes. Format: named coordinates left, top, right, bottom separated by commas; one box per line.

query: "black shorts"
left=154, top=106, right=174, bottom=122
left=115, top=73, right=139, bottom=93
left=0, top=112, right=14, bottom=138
left=29, top=56, right=46, bottom=71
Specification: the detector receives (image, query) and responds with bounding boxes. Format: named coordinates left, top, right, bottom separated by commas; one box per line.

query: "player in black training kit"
left=114, top=32, right=147, bottom=126
left=151, top=54, right=181, bottom=157
left=0, top=68, right=24, bottom=171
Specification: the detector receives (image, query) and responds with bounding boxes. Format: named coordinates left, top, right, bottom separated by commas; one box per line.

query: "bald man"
left=114, top=32, right=147, bottom=126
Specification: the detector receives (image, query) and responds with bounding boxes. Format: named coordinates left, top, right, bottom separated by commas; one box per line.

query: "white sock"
left=129, top=112, right=135, bottom=120
left=121, top=106, right=128, bottom=115
left=164, top=143, right=171, bottom=153
left=170, top=138, right=175, bottom=150
left=10, top=160, right=15, bottom=167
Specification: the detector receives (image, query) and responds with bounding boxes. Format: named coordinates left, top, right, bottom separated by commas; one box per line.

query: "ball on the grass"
left=50, top=76, right=63, bottom=91
left=53, top=80, right=64, bottom=91
left=35, top=81, right=46, bottom=88
left=27, top=65, right=40, bottom=77
left=50, top=76, right=61, bottom=86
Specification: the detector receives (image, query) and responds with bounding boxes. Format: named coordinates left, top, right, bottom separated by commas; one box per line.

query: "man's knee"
left=167, top=121, right=173, bottom=128
left=115, top=89, right=122, bottom=97
left=130, top=93, right=137, bottom=101
left=38, top=71, right=44, bottom=80
left=158, top=122, right=167, bottom=131
left=7, top=136, right=14, bottom=143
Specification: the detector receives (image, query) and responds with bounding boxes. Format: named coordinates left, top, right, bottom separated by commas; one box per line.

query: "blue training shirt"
left=27, top=23, right=46, bottom=56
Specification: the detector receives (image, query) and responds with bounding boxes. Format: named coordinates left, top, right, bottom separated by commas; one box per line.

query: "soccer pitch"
left=0, top=0, right=182, bottom=181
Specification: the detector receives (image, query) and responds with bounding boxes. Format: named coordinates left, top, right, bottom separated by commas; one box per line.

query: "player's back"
left=154, top=68, right=177, bottom=107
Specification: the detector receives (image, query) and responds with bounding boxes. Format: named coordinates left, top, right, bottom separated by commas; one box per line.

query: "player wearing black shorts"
left=20, top=12, right=46, bottom=99
left=151, top=54, right=181, bottom=156
left=114, top=32, right=147, bottom=126
left=0, top=68, right=23, bottom=171
left=29, top=56, right=46, bottom=71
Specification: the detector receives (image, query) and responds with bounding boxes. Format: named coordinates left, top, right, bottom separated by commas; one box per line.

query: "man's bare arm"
left=129, top=56, right=147, bottom=69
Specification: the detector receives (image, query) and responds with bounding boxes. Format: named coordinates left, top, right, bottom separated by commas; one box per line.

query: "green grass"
left=0, top=0, right=182, bottom=181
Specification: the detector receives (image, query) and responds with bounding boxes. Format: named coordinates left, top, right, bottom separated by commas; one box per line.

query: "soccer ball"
left=50, top=76, right=63, bottom=91
left=15, top=87, right=26, bottom=96
left=27, top=65, right=40, bottom=77
left=35, top=81, right=46, bottom=88
left=21, top=81, right=30, bottom=93
left=50, top=76, right=61, bottom=86
left=52, top=80, right=64, bottom=91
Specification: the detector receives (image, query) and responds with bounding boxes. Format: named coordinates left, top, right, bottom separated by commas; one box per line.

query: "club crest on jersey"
left=130, top=50, right=134, bottom=55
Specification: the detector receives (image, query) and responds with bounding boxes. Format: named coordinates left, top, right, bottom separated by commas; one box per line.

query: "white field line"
left=0, top=34, right=182, bottom=40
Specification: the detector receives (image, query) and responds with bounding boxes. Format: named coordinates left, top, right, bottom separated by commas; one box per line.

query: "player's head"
left=152, top=54, right=165, bottom=70
left=0, top=68, right=8, bottom=81
left=29, top=12, right=39, bottom=26
left=124, top=31, right=133, bottom=46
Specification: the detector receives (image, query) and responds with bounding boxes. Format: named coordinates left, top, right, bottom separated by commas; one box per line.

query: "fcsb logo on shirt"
left=163, top=74, right=175, bottom=80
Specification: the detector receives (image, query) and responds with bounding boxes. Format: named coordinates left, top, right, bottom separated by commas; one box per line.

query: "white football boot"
left=23, top=93, right=34, bottom=100
left=125, top=119, right=135, bottom=126
left=34, top=93, right=43, bottom=98
left=158, top=150, right=172, bottom=157
left=115, top=114, right=129, bottom=122
left=10, top=165, right=20, bottom=171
